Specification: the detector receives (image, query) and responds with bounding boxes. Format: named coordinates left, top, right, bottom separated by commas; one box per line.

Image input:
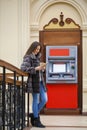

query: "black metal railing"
left=0, top=59, right=29, bottom=130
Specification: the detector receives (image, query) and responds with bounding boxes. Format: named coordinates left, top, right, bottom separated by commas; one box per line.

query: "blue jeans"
left=32, top=81, right=48, bottom=118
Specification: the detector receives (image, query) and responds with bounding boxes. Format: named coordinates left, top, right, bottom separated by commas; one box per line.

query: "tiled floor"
left=24, top=115, right=87, bottom=130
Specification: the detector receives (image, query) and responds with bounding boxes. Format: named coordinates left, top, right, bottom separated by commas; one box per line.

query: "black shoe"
left=38, top=115, right=45, bottom=128
left=29, top=113, right=34, bottom=126
left=34, top=117, right=45, bottom=128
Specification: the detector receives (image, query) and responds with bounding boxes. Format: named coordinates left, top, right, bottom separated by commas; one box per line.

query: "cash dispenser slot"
left=49, top=72, right=73, bottom=77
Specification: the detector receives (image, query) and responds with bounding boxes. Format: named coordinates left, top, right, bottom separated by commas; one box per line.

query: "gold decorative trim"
left=44, top=12, right=80, bottom=30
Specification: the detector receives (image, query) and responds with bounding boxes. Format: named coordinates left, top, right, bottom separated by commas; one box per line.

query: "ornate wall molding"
left=31, top=0, right=87, bottom=27
left=30, top=0, right=87, bottom=39
left=43, top=12, right=80, bottom=30
left=81, top=24, right=87, bottom=31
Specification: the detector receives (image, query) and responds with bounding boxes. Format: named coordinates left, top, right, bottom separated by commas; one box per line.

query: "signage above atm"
left=49, top=48, right=69, bottom=56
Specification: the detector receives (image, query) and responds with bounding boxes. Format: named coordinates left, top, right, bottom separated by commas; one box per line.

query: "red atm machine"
left=46, top=46, right=78, bottom=110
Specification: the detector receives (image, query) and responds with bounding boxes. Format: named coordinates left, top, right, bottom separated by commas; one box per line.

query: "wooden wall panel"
left=39, top=29, right=82, bottom=115
left=40, top=30, right=81, bottom=45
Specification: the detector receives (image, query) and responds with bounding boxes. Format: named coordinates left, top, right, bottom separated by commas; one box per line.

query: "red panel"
left=46, top=84, right=78, bottom=109
left=49, top=49, right=69, bottom=56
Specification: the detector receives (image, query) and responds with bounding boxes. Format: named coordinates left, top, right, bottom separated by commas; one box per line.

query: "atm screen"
left=53, top=63, right=66, bottom=73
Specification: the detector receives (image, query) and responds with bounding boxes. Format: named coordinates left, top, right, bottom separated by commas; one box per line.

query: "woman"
left=21, top=41, right=48, bottom=128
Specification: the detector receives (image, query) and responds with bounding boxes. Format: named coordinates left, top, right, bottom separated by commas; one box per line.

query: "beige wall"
left=0, top=0, right=30, bottom=67
left=0, top=0, right=19, bottom=66
left=0, top=0, right=87, bottom=112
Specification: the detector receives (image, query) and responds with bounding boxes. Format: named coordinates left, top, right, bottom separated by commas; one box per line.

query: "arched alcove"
left=39, top=3, right=82, bottom=30
left=30, top=0, right=87, bottom=30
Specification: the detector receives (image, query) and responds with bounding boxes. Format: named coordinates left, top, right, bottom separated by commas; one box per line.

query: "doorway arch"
left=30, top=0, right=87, bottom=29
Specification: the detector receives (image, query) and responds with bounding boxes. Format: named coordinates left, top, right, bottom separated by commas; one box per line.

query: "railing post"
left=27, top=93, right=29, bottom=127
left=2, top=67, right=6, bottom=130
left=13, top=71, right=16, bottom=130
left=21, top=75, right=25, bottom=129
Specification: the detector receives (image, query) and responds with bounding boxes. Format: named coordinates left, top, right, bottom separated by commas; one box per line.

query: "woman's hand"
left=35, top=62, right=47, bottom=71
left=35, top=65, right=45, bottom=70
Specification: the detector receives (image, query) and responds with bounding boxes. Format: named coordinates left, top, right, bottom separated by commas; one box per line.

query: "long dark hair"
left=24, top=41, right=42, bottom=57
